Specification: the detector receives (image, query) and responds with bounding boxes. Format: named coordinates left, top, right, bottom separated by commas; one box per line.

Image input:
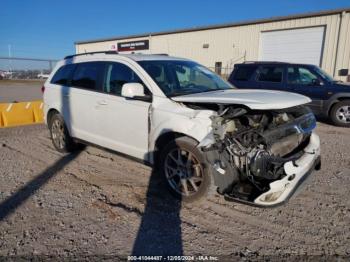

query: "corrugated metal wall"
left=76, top=11, right=350, bottom=80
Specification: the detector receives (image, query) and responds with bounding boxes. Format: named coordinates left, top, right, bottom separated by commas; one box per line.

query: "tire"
left=330, top=100, right=350, bottom=127
left=49, top=113, right=77, bottom=153
left=159, top=136, right=212, bottom=203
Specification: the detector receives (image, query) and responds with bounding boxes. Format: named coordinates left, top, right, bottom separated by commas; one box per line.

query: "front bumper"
left=253, top=132, right=321, bottom=207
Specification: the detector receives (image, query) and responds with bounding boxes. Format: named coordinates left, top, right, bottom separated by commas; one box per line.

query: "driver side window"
left=288, top=67, right=318, bottom=85
left=175, top=65, right=217, bottom=89
left=104, top=62, right=149, bottom=96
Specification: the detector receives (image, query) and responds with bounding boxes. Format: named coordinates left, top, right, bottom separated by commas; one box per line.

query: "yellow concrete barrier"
left=0, top=100, right=44, bottom=128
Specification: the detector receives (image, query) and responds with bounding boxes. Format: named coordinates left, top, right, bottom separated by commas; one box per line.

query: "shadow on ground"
left=0, top=152, right=81, bottom=221
left=131, top=169, right=183, bottom=256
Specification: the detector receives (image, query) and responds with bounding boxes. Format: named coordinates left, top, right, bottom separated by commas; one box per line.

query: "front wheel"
left=159, top=136, right=212, bottom=202
left=330, top=100, right=350, bottom=127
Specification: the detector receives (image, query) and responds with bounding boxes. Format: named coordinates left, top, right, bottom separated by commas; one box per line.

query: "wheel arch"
left=326, top=94, right=350, bottom=116
left=153, top=131, right=199, bottom=166
left=46, top=108, right=60, bottom=126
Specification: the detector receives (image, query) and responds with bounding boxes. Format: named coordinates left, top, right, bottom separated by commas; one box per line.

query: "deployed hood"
left=171, top=89, right=311, bottom=110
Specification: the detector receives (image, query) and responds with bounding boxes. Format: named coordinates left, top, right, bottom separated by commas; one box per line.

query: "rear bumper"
left=253, top=132, right=321, bottom=207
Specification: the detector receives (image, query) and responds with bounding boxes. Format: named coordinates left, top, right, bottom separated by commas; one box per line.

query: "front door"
left=93, top=61, right=151, bottom=160
left=286, top=66, right=326, bottom=114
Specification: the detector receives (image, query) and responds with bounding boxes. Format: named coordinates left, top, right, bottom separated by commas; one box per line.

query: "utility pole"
left=8, top=44, right=12, bottom=72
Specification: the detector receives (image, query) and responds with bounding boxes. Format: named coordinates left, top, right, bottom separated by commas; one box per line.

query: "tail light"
left=41, top=85, right=45, bottom=93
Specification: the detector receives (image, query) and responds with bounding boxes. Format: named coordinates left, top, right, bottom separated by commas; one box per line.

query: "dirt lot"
left=0, top=80, right=44, bottom=103
left=0, top=122, right=349, bottom=260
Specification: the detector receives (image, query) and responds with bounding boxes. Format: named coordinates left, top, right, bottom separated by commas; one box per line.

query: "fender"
left=148, top=103, right=213, bottom=164
left=149, top=114, right=211, bottom=151
left=324, top=93, right=350, bottom=115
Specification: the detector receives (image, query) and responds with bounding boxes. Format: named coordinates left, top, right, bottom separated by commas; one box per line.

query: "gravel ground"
left=0, top=122, right=349, bottom=260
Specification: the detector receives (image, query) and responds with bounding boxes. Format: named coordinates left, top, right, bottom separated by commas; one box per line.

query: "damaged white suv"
left=44, top=51, right=321, bottom=207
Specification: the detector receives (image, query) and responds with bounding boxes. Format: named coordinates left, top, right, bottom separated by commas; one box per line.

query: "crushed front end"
left=199, top=105, right=321, bottom=207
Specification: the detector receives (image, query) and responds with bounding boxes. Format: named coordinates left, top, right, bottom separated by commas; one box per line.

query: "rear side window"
left=104, top=62, right=143, bottom=96
left=50, top=64, right=76, bottom=85
left=257, top=66, right=284, bottom=83
left=232, top=66, right=256, bottom=81
left=72, top=62, right=105, bottom=90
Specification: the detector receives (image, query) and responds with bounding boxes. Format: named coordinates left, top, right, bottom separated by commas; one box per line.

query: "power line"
left=0, top=56, right=58, bottom=62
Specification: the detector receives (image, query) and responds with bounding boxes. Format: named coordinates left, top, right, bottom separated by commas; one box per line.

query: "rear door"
left=67, top=62, right=105, bottom=141
left=256, top=65, right=285, bottom=90
left=286, top=65, right=326, bottom=113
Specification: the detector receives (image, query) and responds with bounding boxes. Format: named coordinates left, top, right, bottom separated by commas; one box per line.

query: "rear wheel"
left=49, top=113, right=77, bottom=153
left=330, top=100, right=350, bottom=127
left=159, top=136, right=212, bottom=202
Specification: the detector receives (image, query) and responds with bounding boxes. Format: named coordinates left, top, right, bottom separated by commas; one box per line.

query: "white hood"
left=171, top=89, right=311, bottom=110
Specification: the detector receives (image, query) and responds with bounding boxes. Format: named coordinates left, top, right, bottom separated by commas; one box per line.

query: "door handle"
left=63, top=94, right=70, bottom=98
left=97, top=100, right=108, bottom=105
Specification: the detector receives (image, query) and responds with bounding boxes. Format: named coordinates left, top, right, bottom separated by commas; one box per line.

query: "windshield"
left=138, top=60, right=233, bottom=97
left=313, top=66, right=334, bottom=82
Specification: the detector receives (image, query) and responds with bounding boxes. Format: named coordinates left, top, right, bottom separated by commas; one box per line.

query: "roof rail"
left=242, top=61, right=288, bottom=64
left=64, top=50, right=119, bottom=59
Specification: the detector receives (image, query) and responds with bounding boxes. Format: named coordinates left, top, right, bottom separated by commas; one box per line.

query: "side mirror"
left=311, top=78, right=322, bottom=86
left=121, top=83, right=151, bottom=102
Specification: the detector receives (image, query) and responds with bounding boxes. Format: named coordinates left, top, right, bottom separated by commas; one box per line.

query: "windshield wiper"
left=169, top=88, right=229, bottom=97
left=200, top=88, right=231, bottom=93
left=168, top=90, right=196, bottom=97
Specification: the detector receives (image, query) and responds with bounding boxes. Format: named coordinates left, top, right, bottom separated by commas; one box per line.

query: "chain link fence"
left=0, top=56, right=234, bottom=80
left=208, top=66, right=234, bottom=80
left=0, top=57, right=58, bottom=80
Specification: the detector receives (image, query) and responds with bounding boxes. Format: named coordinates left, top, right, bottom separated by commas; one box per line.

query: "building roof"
left=75, top=7, right=350, bottom=45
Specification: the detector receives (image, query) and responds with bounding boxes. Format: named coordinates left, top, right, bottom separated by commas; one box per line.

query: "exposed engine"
left=198, top=105, right=316, bottom=203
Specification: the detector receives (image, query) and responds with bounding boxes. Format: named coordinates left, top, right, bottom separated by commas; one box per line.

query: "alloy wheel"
left=51, top=119, right=66, bottom=149
left=164, top=148, right=204, bottom=197
left=336, top=105, right=350, bottom=123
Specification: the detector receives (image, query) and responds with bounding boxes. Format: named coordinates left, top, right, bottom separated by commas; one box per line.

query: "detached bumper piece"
left=224, top=133, right=321, bottom=207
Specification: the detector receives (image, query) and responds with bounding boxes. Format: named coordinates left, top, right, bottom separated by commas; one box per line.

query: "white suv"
left=43, top=51, right=321, bottom=207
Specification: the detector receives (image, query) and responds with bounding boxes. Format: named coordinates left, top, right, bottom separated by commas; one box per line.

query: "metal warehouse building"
left=75, top=8, right=350, bottom=81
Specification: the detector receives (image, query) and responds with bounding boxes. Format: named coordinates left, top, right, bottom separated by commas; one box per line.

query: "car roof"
left=236, top=61, right=316, bottom=67
left=63, top=51, right=190, bottom=62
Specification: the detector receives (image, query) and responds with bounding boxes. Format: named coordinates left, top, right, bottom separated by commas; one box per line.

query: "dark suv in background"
left=228, top=62, right=350, bottom=127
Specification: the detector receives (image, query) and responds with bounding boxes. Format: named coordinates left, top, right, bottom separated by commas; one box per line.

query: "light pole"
left=8, top=44, right=12, bottom=73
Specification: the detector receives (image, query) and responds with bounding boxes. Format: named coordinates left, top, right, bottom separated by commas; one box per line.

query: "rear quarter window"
left=257, top=66, right=284, bottom=83
left=232, top=66, right=256, bottom=81
left=50, top=64, right=76, bottom=85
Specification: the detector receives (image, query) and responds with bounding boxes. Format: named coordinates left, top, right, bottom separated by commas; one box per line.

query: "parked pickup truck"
left=228, top=62, right=350, bottom=127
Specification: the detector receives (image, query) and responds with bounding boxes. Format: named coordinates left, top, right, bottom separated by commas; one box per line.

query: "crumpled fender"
left=148, top=99, right=213, bottom=160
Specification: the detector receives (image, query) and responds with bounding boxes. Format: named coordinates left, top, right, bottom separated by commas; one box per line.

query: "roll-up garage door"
left=259, top=26, right=325, bottom=66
